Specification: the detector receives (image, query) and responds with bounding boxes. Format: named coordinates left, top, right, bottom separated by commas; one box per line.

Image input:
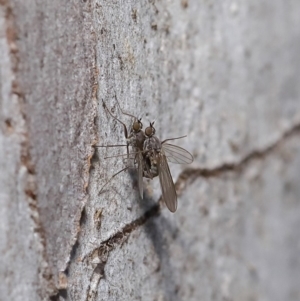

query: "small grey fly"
left=143, top=122, right=193, bottom=212
left=95, top=99, right=146, bottom=198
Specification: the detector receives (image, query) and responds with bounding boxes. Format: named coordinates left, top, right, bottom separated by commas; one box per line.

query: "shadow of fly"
left=95, top=99, right=193, bottom=212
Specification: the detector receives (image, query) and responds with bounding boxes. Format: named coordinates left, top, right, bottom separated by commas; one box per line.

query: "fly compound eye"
left=132, top=120, right=142, bottom=132
left=145, top=125, right=155, bottom=137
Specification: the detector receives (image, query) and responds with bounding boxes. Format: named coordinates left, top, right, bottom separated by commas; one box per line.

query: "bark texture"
left=1, top=0, right=300, bottom=300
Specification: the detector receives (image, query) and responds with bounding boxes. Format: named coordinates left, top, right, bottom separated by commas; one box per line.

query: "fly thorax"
left=144, top=135, right=162, bottom=152
left=135, top=131, right=146, bottom=150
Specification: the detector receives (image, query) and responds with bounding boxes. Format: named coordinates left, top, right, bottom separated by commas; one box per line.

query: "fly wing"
left=157, top=152, right=177, bottom=212
left=162, top=143, right=194, bottom=164
left=137, top=152, right=144, bottom=199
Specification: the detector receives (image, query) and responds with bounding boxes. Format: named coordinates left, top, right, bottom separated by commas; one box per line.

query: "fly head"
left=145, top=122, right=156, bottom=137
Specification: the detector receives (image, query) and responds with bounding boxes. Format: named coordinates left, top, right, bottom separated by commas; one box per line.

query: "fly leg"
left=98, top=166, right=131, bottom=195
left=102, top=99, right=130, bottom=159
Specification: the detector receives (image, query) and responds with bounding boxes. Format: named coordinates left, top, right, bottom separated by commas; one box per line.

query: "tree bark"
left=1, top=0, right=300, bottom=300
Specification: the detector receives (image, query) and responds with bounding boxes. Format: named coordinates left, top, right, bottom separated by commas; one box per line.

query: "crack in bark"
left=60, top=46, right=99, bottom=277
left=61, top=1, right=99, bottom=289
left=85, top=121, right=300, bottom=292
left=84, top=203, right=160, bottom=301
left=176, top=122, right=300, bottom=193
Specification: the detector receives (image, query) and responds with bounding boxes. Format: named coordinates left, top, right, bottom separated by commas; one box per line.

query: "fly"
left=143, top=122, right=193, bottom=212
left=96, top=98, right=146, bottom=198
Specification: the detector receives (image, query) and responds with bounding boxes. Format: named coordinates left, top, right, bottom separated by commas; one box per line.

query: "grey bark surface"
left=0, top=0, right=300, bottom=301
